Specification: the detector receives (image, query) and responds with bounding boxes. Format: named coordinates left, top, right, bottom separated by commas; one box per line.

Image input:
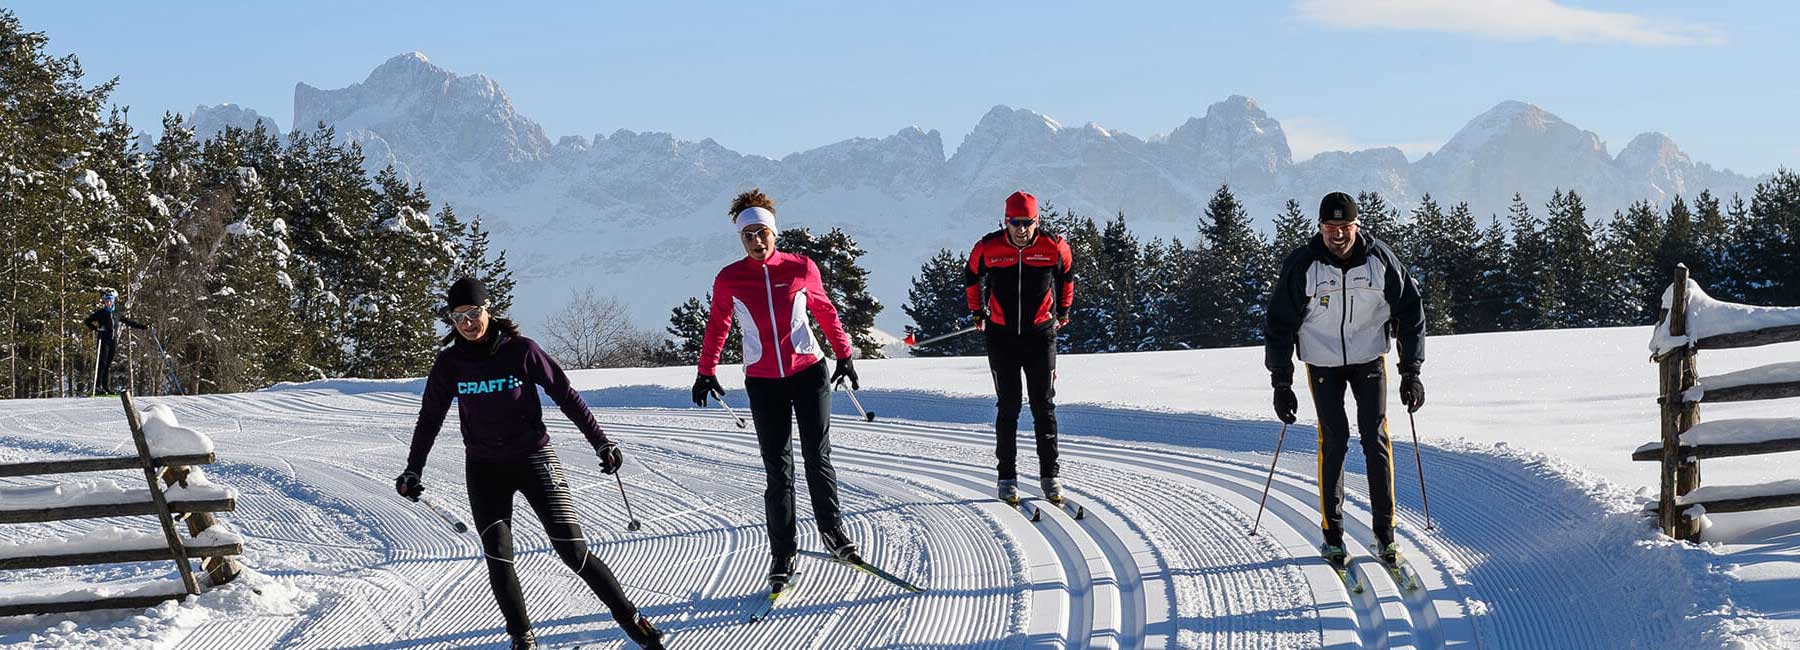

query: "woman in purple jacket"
left=396, top=277, right=663, bottom=650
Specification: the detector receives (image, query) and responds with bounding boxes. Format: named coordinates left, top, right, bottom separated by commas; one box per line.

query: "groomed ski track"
left=0, top=385, right=1729, bottom=648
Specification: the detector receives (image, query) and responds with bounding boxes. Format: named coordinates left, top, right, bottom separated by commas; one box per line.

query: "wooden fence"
left=1635, top=264, right=1800, bottom=541
left=0, top=392, right=240, bottom=616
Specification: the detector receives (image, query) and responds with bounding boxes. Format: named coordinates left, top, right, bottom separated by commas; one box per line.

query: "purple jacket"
left=406, top=331, right=609, bottom=472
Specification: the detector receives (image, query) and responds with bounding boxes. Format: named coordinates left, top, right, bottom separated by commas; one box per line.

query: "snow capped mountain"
left=184, top=104, right=282, bottom=141
left=293, top=52, right=551, bottom=191
left=245, top=53, right=1766, bottom=331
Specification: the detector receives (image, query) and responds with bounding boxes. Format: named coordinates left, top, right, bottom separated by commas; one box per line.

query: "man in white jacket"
left=1263, top=191, right=1426, bottom=568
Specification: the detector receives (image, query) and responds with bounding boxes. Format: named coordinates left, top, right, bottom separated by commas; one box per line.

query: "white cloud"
left=1296, top=0, right=1726, bottom=46
left=1284, top=117, right=1442, bottom=162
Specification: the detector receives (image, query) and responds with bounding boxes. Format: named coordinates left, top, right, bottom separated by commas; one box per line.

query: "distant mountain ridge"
left=192, top=52, right=1766, bottom=331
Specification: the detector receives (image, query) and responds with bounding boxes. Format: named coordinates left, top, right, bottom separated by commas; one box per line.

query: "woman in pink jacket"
left=691, top=189, right=862, bottom=597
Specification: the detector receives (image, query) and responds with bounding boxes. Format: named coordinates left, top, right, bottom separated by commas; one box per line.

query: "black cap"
left=1319, top=192, right=1359, bottom=223
left=446, top=277, right=487, bottom=310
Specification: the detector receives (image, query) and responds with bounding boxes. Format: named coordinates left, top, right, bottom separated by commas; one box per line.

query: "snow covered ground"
left=0, top=325, right=1797, bottom=648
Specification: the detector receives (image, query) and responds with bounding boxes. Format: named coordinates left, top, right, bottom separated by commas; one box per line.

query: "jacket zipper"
left=1338, top=265, right=1349, bottom=366
left=1015, top=240, right=1025, bottom=335
left=763, top=264, right=786, bottom=377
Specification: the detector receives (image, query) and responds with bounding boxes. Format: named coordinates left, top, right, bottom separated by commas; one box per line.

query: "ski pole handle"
left=838, top=382, right=875, bottom=422
left=713, top=390, right=748, bottom=429
left=416, top=494, right=468, bottom=533
left=906, top=325, right=979, bottom=348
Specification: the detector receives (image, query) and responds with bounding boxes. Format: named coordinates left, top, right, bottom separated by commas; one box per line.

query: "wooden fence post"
left=161, top=464, right=241, bottom=585
left=1658, top=265, right=1691, bottom=537
left=121, top=392, right=201, bottom=595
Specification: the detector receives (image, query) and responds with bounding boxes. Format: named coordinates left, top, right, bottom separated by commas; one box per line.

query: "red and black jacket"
left=965, top=229, right=1075, bottom=335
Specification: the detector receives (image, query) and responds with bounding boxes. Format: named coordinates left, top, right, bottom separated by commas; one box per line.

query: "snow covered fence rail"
left=0, top=392, right=241, bottom=617
left=1638, top=264, right=1800, bottom=541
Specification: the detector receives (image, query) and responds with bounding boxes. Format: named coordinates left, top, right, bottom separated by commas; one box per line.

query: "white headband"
left=734, top=206, right=776, bottom=233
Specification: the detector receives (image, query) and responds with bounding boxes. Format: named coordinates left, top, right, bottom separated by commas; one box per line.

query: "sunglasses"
left=448, top=306, right=486, bottom=326
left=1321, top=221, right=1359, bottom=234
left=1006, top=219, right=1037, bottom=228
left=740, top=228, right=773, bottom=241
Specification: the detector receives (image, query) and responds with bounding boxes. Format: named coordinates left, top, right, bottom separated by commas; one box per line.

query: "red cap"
left=1005, top=191, right=1038, bottom=219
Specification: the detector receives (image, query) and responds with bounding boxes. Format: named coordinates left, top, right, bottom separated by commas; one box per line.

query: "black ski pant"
left=986, top=327, right=1059, bottom=481
left=95, top=336, right=116, bottom=392
left=466, top=447, right=638, bottom=637
left=745, top=361, right=842, bottom=560
left=1306, top=357, right=1395, bottom=547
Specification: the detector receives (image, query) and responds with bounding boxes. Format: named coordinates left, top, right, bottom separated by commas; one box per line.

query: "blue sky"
left=11, top=1, right=1795, bottom=174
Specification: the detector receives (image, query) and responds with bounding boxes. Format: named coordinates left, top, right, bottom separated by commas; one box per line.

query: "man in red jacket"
left=965, top=190, right=1074, bottom=506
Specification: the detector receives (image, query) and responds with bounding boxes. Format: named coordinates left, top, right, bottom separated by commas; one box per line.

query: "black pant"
left=1306, top=358, right=1395, bottom=546
left=744, top=361, right=842, bottom=559
left=986, top=327, right=1059, bottom=481
left=467, top=447, right=638, bottom=637
left=95, top=337, right=116, bottom=392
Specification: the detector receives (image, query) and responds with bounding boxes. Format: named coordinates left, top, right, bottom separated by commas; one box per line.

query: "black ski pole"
left=614, top=472, right=643, bottom=532
left=1249, top=422, right=1289, bottom=536
left=1407, top=410, right=1435, bottom=531
left=837, top=380, right=875, bottom=422
left=712, top=390, right=748, bottom=429
left=414, top=493, right=468, bottom=533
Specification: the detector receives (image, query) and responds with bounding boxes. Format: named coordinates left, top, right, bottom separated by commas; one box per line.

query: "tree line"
left=904, top=177, right=1800, bottom=356
left=0, top=10, right=513, bottom=397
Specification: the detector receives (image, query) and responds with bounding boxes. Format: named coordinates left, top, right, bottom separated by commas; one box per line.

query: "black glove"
left=596, top=442, right=623, bottom=475
left=1400, top=373, right=1425, bottom=413
left=832, top=357, right=859, bottom=390
left=395, top=470, right=423, bottom=501
left=692, top=373, right=724, bottom=407
left=1273, top=385, right=1299, bottom=424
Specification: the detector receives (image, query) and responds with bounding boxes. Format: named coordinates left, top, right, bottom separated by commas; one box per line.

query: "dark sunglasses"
left=448, top=306, right=486, bottom=325
left=1007, top=218, right=1037, bottom=228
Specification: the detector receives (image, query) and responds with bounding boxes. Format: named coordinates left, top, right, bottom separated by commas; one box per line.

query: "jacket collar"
left=1309, top=232, right=1369, bottom=269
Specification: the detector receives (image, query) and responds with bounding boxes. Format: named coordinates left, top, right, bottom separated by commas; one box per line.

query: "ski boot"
left=997, top=478, right=1020, bottom=505
left=1320, top=542, right=1349, bottom=569
left=819, top=526, right=864, bottom=564
left=1378, top=542, right=1401, bottom=567
left=509, top=630, right=537, bottom=650
left=624, top=614, right=665, bottom=649
left=1040, top=477, right=1064, bottom=505
left=768, top=553, right=798, bottom=593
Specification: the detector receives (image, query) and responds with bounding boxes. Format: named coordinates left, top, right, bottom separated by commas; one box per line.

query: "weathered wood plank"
left=1696, top=324, right=1800, bottom=350
left=1680, top=491, right=1800, bottom=514
left=0, top=594, right=185, bottom=618
left=0, top=498, right=236, bottom=525
left=1695, top=380, right=1800, bottom=404
left=120, top=391, right=200, bottom=597
left=0, top=543, right=242, bottom=570
left=0, top=453, right=215, bottom=478
left=1634, top=437, right=1800, bottom=461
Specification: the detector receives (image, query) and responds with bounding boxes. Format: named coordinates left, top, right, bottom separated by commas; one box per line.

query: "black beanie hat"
left=447, top=277, right=488, bottom=309
left=1319, top=192, right=1359, bottom=222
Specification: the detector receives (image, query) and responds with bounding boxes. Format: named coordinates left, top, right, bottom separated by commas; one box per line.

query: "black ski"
left=797, top=550, right=926, bottom=593
left=1321, top=545, right=1364, bottom=594
left=745, top=572, right=804, bottom=623
left=1378, top=552, right=1422, bottom=592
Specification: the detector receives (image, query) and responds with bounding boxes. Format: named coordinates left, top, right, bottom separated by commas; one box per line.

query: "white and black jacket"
left=1264, top=233, right=1425, bottom=386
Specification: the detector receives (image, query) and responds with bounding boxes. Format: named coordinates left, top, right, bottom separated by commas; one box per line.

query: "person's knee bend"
left=479, top=519, right=514, bottom=560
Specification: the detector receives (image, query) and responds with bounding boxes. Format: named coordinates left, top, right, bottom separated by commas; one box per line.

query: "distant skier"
left=83, top=290, right=147, bottom=395
left=964, top=190, right=1074, bottom=505
left=690, top=188, right=863, bottom=598
left=1264, top=191, right=1426, bottom=569
left=397, top=277, right=664, bottom=650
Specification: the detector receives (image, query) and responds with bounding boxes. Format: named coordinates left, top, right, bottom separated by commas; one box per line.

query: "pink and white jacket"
left=699, top=251, right=853, bottom=379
